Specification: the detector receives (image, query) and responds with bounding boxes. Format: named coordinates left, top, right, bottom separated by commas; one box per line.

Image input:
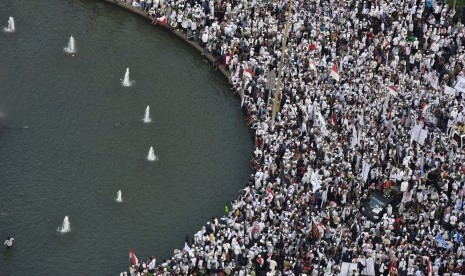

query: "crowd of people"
left=117, top=0, right=465, bottom=275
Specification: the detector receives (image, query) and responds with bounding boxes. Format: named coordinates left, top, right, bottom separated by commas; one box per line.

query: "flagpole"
left=270, top=0, right=294, bottom=128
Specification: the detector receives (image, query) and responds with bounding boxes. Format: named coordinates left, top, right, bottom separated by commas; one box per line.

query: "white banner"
left=428, top=72, right=439, bottom=90
left=310, top=171, right=322, bottom=192
left=454, top=77, right=465, bottom=93
left=339, top=261, right=375, bottom=276
left=411, top=125, right=422, bottom=144
left=402, top=190, right=413, bottom=203
left=444, top=85, right=457, bottom=96
left=361, top=160, right=371, bottom=182
left=418, top=129, right=428, bottom=146
left=339, top=263, right=358, bottom=276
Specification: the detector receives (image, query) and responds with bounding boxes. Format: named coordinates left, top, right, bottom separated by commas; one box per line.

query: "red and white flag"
left=387, top=85, right=398, bottom=97
left=427, top=256, right=431, bottom=276
left=428, top=72, right=439, bottom=90
left=422, top=103, right=430, bottom=114
left=244, top=68, right=253, bottom=79
left=157, top=16, right=167, bottom=25
left=129, top=249, right=139, bottom=266
left=309, top=59, right=317, bottom=71
left=330, top=115, right=337, bottom=126
left=330, top=65, right=339, bottom=82
left=266, top=187, right=275, bottom=203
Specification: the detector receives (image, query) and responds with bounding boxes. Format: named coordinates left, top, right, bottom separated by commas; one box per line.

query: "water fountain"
left=3, top=17, right=15, bottom=33
left=115, top=190, right=123, bottom=203
left=64, top=36, right=76, bottom=54
left=147, top=146, right=158, bottom=162
left=122, top=68, right=133, bottom=87
left=143, top=105, right=151, bottom=123
left=57, top=216, right=71, bottom=234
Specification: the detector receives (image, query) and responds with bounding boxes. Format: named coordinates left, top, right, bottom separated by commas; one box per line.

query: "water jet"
left=57, top=216, right=71, bottom=234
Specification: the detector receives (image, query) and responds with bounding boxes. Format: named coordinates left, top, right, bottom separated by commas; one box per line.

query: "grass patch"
left=447, top=0, right=465, bottom=16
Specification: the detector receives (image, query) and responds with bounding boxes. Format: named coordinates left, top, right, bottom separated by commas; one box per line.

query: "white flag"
left=454, top=77, right=465, bottom=93
left=428, top=72, right=439, bottom=90
left=444, top=85, right=457, bottom=96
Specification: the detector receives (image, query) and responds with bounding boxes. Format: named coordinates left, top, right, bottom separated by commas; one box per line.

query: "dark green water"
left=0, top=0, right=251, bottom=274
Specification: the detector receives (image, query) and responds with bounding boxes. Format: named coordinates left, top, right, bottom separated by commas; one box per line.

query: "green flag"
left=439, top=133, right=445, bottom=148
left=224, top=203, right=230, bottom=216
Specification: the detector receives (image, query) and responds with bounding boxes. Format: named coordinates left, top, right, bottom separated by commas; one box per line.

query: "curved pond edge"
left=99, top=0, right=232, bottom=80
left=98, top=0, right=248, bottom=263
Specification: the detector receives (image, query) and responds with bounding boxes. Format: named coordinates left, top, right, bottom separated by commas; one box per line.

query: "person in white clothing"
left=147, top=256, right=156, bottom=274
left=4, top=237, right=14, bottom=249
